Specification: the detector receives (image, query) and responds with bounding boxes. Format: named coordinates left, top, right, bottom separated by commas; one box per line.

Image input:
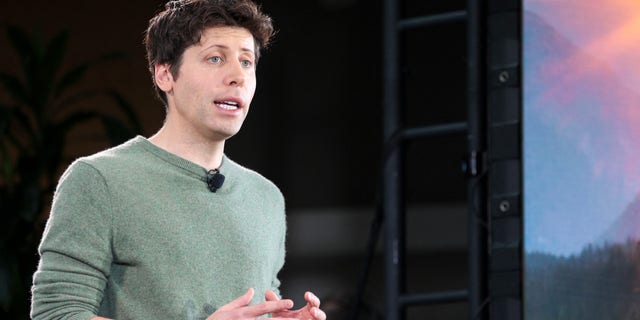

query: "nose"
left=224, top=60, right=245, bottom=87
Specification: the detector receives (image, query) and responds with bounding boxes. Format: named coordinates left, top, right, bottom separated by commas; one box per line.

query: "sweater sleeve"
left=270, top=230, right=285, bottom=297
left=270, top=195, right=287, bottom=297
left=31, top=161, right=114, bottom=320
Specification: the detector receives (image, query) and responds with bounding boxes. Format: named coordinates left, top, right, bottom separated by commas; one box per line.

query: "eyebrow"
left=201, top=44, right=255, bottom=55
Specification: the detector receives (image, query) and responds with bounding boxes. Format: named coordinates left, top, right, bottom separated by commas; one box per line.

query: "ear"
left=154, top=63, right=174, bottom=93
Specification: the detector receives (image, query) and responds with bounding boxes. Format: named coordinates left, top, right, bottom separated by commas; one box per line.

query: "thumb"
left=265, top=290, right=280, bottom=302
left=218, top=288, right=254, bottom=311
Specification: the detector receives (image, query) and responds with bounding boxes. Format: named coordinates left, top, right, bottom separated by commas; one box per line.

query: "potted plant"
left=0, top=26, right=141, bottom=319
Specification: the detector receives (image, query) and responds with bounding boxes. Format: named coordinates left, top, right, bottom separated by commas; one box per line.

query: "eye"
left=207, top=56, right=222, bottom=64
left=240, top=60, right=253, bottom=68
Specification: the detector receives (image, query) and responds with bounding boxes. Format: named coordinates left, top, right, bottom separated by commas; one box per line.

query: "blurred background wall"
left=0, top=0, right=470, bottom=318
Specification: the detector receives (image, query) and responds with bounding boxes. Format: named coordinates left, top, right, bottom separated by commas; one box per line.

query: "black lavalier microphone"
left=206, top=169, right=225, bottom=192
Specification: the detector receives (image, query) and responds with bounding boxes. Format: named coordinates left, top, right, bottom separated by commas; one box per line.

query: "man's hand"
left=265, top=290, right=327, bottom=320
left=206, top=288, right=296, bottom=320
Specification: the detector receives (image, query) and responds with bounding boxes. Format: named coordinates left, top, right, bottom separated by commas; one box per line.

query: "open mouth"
left=215, top=100, right=240, bottom=111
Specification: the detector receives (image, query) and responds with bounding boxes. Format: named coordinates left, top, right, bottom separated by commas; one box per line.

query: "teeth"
left=216, top=101, right=239, bottom=110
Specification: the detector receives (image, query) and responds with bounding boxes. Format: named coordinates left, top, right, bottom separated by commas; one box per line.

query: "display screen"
left=523, top=0, right=640, bottom=318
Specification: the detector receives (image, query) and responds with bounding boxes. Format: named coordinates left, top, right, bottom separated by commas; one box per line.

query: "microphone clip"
left=206, top=169, right=225, bottom=193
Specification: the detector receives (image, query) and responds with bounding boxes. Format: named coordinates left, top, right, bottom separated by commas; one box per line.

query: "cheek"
left=248, top=83, right=257, bottom=98
left=186, top=80, right=210, bottom=102
left=246, top=77, right=257, bottom=96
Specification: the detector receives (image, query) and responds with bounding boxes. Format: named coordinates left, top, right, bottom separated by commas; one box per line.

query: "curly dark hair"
left=144, top=0, right=275, bottom=105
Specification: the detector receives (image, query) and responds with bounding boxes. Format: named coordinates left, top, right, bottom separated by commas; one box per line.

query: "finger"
left=217, top=288, right=254, bottom=311
left=265, top=290, right=280, bottom=302
left=242, top=299, right=294, bottom=317
left=311, top=307, right=327, bottom=320
left=304, top=291, right=321, bottom=307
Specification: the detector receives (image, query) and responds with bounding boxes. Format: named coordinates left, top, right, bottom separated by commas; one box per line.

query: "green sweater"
left=31, top=136, right=286, bottom=320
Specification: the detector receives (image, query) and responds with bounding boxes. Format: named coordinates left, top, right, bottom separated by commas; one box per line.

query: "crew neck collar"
left=132, top=135, right=228, bottom=178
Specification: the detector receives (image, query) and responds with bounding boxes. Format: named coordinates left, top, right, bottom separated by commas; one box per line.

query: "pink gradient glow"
left=529, top=0, right=640, bottom=44
left=528, top=0, right=640, bottom=191
left=529, top=0, right=640, bottom=90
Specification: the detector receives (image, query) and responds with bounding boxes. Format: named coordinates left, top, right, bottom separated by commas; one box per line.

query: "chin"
left=210, top=128, right=241, bottom=140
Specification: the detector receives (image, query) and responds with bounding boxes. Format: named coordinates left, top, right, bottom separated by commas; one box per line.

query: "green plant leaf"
left=0, top=107, right=33, bottom=158
left=39, top=31, right=69, bottom=108
left=18, top=182, right=40, bottom=222
left=105, top=91, right=142, bottom=133
left=100, top=115, right=136, bottom=145
left=41, top=111, right=99, bottom=185
left=0, top=104, right=28, bottom=156
left=53, top=52, right=126, bottom=99
left=0, top=105, right=14, bottom=187
left=0, top=104, right=10, bottom=136
left=7, top=26, right=41, bottom=105
left=0, top=102, right=35, bottom=156
left=51, top=89, right=103, bottom=116
left=10, top=107, right=36, bottom=144
left=5, top=26, right=34, bottom=64
left=0, top=102, right=36, bottom=139
left=0, top=142, right=15, bottom=190
left=0, top=248, right=14, bottom=311
left=0, top=72, right=28, bottom=106
left=51, top=89, right=140, bottom=134
left=54, top=110, right=100, bottom=133
left=53, top=65, right=88, bottom=99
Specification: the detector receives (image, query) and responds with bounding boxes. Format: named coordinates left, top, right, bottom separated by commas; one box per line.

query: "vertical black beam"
left=383, top=0, right=405, bottom=319
left=486, top=1, right=523, bottom=318
left=466, top=0, right=488, bottom=319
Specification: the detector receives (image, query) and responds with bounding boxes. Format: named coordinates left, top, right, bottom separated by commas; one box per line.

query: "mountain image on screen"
left=524, top=6, right=640, bottom=319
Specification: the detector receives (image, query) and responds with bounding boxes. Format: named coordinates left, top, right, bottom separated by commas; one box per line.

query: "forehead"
left=198, top=26, right=256, bottom=51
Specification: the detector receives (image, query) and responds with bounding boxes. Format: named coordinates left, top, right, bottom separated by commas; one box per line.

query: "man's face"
left=160, top=26, right=257, bottom=141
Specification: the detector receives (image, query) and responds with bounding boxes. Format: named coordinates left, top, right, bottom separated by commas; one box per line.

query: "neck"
left=148, top=124, right=226, bottom=170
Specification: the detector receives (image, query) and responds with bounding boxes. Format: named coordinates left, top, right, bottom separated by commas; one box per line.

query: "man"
left=30, top=1, right=326, bottom=319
